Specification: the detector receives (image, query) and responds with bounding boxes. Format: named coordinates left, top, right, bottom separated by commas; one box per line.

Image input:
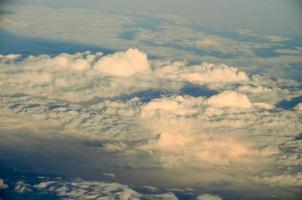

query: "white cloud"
left=0, top=3, right=302, bottom=198
left=196, top=194, right=223, bottom=200
left=253, top=102, right=275, bottom=110
left=238, top=29, right=289, bottom=43
left=34, top=178, right=178, bottom=200
left=155, top=62, right=249, bottom=84
left=15, top=181, right=33, bottom=193
left=0, top=179, right=8, bottom=190
left=141, top=95, right=204, bottom=117
left=253, top=173, right=302, bottom=188
left=207, top=90, right=252, bottom=109
left=94, top=48, right=151, bottom=77
left=275, top=47, right=302, bottom=56
left=0, top=50, right=254, bottom=103
left=139, top=95, right=274, bottom=168
left=0, top=54, right=20, bottom=63
left=295, top=103, right=302, bottom=111
left=0, top=49, right=302, bottom=196
left=238, top=85, right=273, bottom=94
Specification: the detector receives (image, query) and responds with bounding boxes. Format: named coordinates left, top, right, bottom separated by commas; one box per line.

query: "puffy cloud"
left=15, top=181, right=33, bottom=193
left=196, top=194, right=223, bottom=200
left=0, top=50, right=302, bottom=196
left=2, top=176, right=178, bottom=199
left=52, top=51, right=101, bottom=71
left=141, top=131, right=254, bottom=167
left=34, top=178, right=178, bottom=200
left=238, top=85, right=273, bottom=94
left=0, top=50, right=254, bottom=103
left=138, top=92, right=302, bottom=174
left=155, top=62, right=249, bottom=84
left=0, top=50, right=156, bottom=102
left=0, top=54, right=20, bottom=63
left=1, top=3, right=302, bottom=198
left=295, top=103, right=302, bottom=111
left=253, top=102, right=275, bottom=110
left=139, top=95, right=269, bottom=168
left=207, top=90, right=252, bottom=109
left=0, top=179, right=8, bottom=190
left=141, top=95, right=204, bottom=117
left=94, top=48, right=151, bottom=77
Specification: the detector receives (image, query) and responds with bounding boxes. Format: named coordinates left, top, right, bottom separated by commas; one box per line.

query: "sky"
left=3, top=0, right=302, bottom=35
left=0, top=1, right=302, bottom=200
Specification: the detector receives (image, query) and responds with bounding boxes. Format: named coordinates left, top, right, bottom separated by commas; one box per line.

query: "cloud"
left=238, top=29, right=289, bottom=43
left=0, top=50, right=157, bottom=102
left=295, top=103, right=302, bottom=111
left=196, top=194, right=223, bottom=200
left=15, top=181, right=33, bottom=193
left=2, top=176, right=178, bottom=199
left=0, top=49, right=254, bottom=103
left=141, top=131, right=254, bottom=167
left=207, top=90, right=252, bottom=108
left=274, top=47, right=302, bottom=56
left=94, top=48, right=151, bottom=77
left=0, top=49, right=302, bottom=196
left=139, top=95, right=270, bottom=168
left=0, top=3, right=302, bottom=198
left=253, top=102, right=275, bottom=110
left=0, top=179, right=8, bottom=190
left=238, top=85, right=273, bottom=94
left=141, top=95, right=204, bottom=117
left=155, top=61, right=249, bottom=84
left=34, top=178, right=178, bottom=200
left=253, top=173, right=302, bottom=188
left=0, top=54, right=20, bottom=63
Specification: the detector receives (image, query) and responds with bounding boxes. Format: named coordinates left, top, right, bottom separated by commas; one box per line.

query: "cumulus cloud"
left=155, top=61, right=249, bottom=84
left=0, top=54, right=20, bottom=63
left=139, top=95, right=273, bottom=169
left=33, top=178, right=178, bottom=200
left=141, top=95, right=204, bottom=117
left=207, top=90, right=252, bottom=108
left=141, top=131, right=254, bottom=167
left=238, top=85, right=273, bottom=94
left=94, top=48, right=151, bottom=77
left=196, top=194, right=223, bottom=200
left=295, top=103, right=302, bottom=111
left=0, top=49, right=302, bottom=196
left=0, top=50, right=156, bottom=102
left=15, top=181, right=33, bottom=193
left=1, top=3, right=302, bottom=199
left=137, top=92, right=302, bottom=177
left=0, top=179, right=8, bottom=190
left=0, top=49, right=254, bottom=103
left=253, top=102, right=275, bottom=110
left=2, top=176, right=178, bottom=199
